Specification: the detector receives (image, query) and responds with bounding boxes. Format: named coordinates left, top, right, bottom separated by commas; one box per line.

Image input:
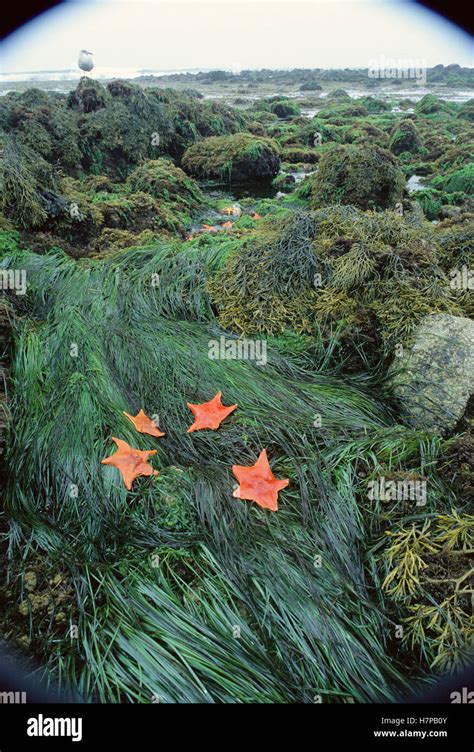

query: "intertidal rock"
left=391, top=314, right=474, bottom=433
left=182, top=133, right=280, bottom=183
left=310, top=144, right=405, bottom=210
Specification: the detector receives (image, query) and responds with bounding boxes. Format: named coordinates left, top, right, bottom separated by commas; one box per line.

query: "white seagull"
left=78, top=50, right=94, bottom=74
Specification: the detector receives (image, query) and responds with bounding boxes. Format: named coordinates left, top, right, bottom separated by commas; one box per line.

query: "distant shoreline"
left=1, top=65, right=473, bottom=101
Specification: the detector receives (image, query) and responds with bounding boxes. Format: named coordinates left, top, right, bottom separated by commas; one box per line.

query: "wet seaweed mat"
left=1, top=243, right=468, bottom=702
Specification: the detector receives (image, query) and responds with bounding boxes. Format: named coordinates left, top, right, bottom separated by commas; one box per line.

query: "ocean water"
left=0, top=66, right=210, bottom=84
left=0, top=68, right=472, bottom=105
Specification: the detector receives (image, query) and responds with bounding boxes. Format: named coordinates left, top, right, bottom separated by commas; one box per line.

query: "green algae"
left=309, top=144, right=405, bottom=211
left=0, top=74, right=473, bottom=702
left=182, top=132, right=281, bottom=183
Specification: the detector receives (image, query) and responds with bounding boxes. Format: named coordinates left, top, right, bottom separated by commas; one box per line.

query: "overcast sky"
left=1, top=0, right=472, bottom=75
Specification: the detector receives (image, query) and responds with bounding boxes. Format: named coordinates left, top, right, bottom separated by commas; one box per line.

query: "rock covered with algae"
left=182, top=132, right=280, bottom=183
left=391, top=314, right=474, bottom=433
left=309, top=144, right=405, bottom=211
left=389, top=119, right=422, bottom=156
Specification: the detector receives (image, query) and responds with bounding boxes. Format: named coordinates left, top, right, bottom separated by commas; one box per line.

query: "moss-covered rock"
left=318, top=104, right=369, bottom=120
left=457, top=99, right=474, bottom=122
left=65, top=80, right=247, bottom=177
left=1, top=91, right=81, bottom=175
left=160, top=90, right=247, bottom=158
left=106, top=79, right=138, bottom=99
left=309, top=144, right=405, bottom=210
left=269, top=100, right=301, bottom=119
left=298, top=119, right=342, bottom=146
left=415, top=94, right=446, bottom=115
left=246, top=120, right=267, bottom=137
left=389, top=119, right=422, bottom=155
left=272, top=173, right=296, bottom=193
left=208, top=205, right=466, bottom=372
left=68, top=77, right=109, bottom=113
left=78, top=100, right=159, bottom=179
left=325, top=89, right=351, bottom=102
left=126, top=159, right=206, bottom=218
left=344, top=123, right=388, bottom=147
left=42, top=177, right=104, bottom=245
left=299, top=81, right=322, bottom=92
left=0, top=135, right=57, bottom=229
left=356, top=96, right=390, bottom=114
left=93, top=228, right=158, bottom=256
left=280, top=147, right=319, bottom=165
left=99, top=191, right=185, bottom=236
left=182, top=133, right=280, bottom=183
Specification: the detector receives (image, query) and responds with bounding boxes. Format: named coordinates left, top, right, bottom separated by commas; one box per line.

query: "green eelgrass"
left=1, top=245, right=451, bottom=702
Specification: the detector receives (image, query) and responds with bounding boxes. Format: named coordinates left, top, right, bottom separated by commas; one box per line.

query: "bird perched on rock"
left=78, top=50, right=94, bottom=74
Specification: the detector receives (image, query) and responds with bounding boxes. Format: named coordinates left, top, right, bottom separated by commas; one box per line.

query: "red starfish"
left=232, top=449, right=289, bottom=511
left=101, top=437, right=159, bottom=490
left=123, top=409, right=165, bottom=437
left=187, top=391, right=237, bottom=433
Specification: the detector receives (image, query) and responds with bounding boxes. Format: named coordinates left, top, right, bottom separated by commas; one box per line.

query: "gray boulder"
left=390, top=314, right=474, bottom=434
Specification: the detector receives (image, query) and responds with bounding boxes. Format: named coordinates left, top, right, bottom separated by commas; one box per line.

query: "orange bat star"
left=123, top=409, right=165, bottom=437
left=221, top=220, right=234, bottom=229
left=187, top=391, right=237, bottom=433
left=202, top=224, right=217, bottom=232
left=232, top=449, right=289, bottom=511
left=101, top=437, right=159, bottom=490
left=251, top=212, right=262, bottom=220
